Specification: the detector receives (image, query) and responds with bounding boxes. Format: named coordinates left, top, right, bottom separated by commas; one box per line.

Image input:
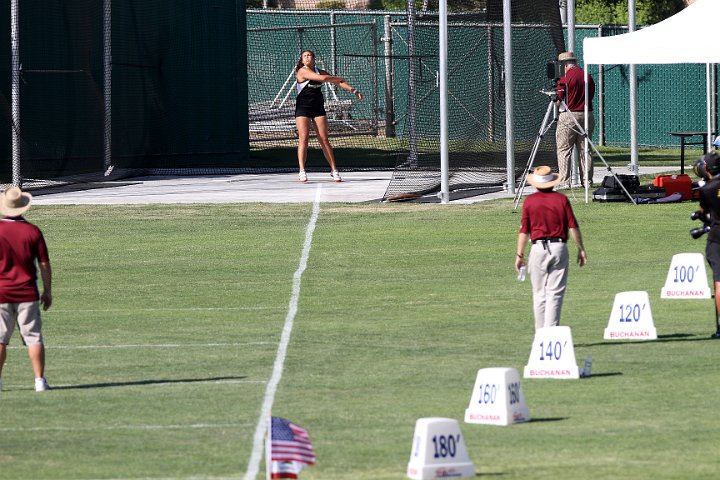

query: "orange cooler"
left=653, top=174, right=693, bottom=200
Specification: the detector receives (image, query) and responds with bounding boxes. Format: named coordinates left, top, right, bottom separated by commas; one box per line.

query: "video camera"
left=690, top=210, right=711, bottom=239
left=541, top=60, right=564, bottom=101
left=689, top=152, right=720, bottom=239
left=546, top=60, right=563, bottom=84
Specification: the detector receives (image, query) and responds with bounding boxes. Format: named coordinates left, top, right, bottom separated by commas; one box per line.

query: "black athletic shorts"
left=706, top=240, right=720, bottom=282
left=295, top=104, right=326, bottom=119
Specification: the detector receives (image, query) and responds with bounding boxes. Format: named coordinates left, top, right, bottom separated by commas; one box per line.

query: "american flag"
left=267, top=416, right=316, bottom=479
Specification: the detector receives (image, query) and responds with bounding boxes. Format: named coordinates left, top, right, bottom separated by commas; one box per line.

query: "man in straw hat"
left=0, top=187, right=53, bottom=392
left=555, top=51, right=595, bottom=188
left=515, top=166, right=587, bottom=329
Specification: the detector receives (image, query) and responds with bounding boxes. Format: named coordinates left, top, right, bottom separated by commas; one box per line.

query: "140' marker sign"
left=524, top=326, right=580, bottom=379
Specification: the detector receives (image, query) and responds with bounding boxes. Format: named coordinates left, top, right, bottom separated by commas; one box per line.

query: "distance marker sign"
left=407, top=418, right=475, bottom=479
left=661, top=253, right=710, bottom=299
left=524, top=326, right=580, bottom=379
left=604, top=291, right=657, bottom=340
left=464, top=367, right=530, bottom=426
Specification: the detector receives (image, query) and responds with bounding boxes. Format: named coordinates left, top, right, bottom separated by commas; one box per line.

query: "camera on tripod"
left=546, top=60, right=563, bottom=85
left=690, top=210, right=711, bottom=239
left=541, top=60, right=564, bottom=101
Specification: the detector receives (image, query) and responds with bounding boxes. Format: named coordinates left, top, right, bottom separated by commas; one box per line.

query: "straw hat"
left=558, top=51, right=577, bottom=63
left=527, top=166, right=561, bottom=189
left=0, top=187, right=32, bottom=216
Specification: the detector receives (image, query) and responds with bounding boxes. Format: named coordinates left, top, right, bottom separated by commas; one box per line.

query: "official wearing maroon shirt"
left=0, top=187, right=53, bottom=392
left=555, top=51, right=596, bottom=188
left=515, top=166, right=587, bottom=330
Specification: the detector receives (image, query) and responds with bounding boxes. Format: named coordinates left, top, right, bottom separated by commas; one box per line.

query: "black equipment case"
left=592, top=185, right=667, bottom=202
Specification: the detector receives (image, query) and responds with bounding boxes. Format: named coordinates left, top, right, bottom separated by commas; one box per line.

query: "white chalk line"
left=86, top=476, right=240, bottom=480
left=7, top=342, right=272, bottom=350
left=243, top=185, right=322, bottom=480
left=3, top=189, right=322, bottom=480
left=0, top=422, right=254, bottom=433
left=46, top=306, right=282, bottom=314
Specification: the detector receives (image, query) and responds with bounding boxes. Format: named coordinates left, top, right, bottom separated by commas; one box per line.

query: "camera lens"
left=690, top=225, right=710, bottom=239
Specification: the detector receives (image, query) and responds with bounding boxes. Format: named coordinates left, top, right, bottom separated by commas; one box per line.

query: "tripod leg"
left=513, top=135, right=543, bottom=209
left=513, top=100, right=556, bottom=210
left=712, top=285, right=720, bottom=339
left=560, top=100, right=637, bottom=204
left=585, top=137, right=636, bottom=204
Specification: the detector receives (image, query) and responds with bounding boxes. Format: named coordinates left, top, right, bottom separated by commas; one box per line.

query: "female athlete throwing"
left=295, top=50, right=363, bottom=183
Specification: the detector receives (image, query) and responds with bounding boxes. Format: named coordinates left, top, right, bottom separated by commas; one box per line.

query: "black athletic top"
left=700, top=176, right=720, bottom=244
left=295, top=67, right=326, bottom=118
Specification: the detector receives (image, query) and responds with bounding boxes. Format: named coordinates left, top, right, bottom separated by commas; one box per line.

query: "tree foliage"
left=378, top=0, right=486, bottom=12
left=246, top=0, right=685, bottom=20
left=575, top=0, right=685, bottom=25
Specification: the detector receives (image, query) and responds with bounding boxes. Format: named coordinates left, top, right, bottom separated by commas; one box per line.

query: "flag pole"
left=265, top=413, right=271, bottom=480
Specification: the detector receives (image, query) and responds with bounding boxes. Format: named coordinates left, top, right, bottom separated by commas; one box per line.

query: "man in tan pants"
left=0, top=187, right=53, bottom=392
left=555, top=51, right=596, bottom=188
left=515, top=166, right=587, bottom=329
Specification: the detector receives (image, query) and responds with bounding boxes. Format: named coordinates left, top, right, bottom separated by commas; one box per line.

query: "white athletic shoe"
left=331, top=170, right=342, bottom=182
left=35, top=377, right=50, bottom=392
left=299, top=170, right=308, bottom=183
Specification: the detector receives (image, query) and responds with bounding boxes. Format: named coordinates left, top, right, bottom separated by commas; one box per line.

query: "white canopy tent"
left=584, top=0, right=720, bottom=65
left=582, top=0, right=720, bottom=201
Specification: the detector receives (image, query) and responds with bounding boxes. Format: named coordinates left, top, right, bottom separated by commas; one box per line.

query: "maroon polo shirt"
left=557, top=65, right=595, bottom=112
left=0, top=216, right=50, bottom=303
left=520, top=190, right=579, bottom=241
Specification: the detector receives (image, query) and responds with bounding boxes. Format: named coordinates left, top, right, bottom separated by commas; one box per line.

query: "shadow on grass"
left=575, top=332, right=717, bottom=348
left=52, top=375, right=247, bottom=390
left=584, top=372, right=623, bottom=378
left=528, top=417, right=568, bottom=423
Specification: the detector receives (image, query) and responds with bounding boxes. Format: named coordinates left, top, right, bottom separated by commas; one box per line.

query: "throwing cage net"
left=383, top=0, right=564, bottom=200
left=247, top=10, right=399, bottom=171
left=0, top=0, right=247, bottom=190
left=2, top=1, right=563, bottom=194
left=248, top=2, right=563, bottom=198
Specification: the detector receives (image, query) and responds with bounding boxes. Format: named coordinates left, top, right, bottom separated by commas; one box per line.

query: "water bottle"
left=517, top=266, right=526, bottom=282
left=580, top=355, right=592, bottom=378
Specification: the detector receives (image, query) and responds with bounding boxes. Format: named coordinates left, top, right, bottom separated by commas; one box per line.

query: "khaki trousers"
left=529, top=241, right=569, bottom=330
left=556, top=111, right=595, bottom=186
left=0, top=301, right=43, bottom=344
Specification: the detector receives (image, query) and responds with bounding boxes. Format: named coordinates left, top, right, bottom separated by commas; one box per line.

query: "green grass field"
left=1, top=198, right=719, bottom=479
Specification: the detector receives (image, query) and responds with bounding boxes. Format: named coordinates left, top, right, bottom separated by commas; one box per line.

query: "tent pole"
left=11, top=0, right=20, bottom=186
left=707, top=63, right=712, bottom=151
left=439, top=0, right=449, bottom=203
left=407, top=0, right=418, bottom=166
left=713, top=65, right=718, bottom=140
left=568, top=0, right=579, bottom=186
left=503, top=0, right=515, bottom=195
left=103, top=0, right=113, bottom=176
left=628, top=0, right=638, bottom=174
left=584, top=68, right=589, bottom=203
left=712, top=64, right=718, bottom=143
left=566, top=0, right=575, bottom=52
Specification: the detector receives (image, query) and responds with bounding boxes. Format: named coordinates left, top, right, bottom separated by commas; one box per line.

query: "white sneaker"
left=35, top=377, right=50, bottom=392
left=299, top=171, right=308, bottom=183
left=331, top=170, right=342, bottom=182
